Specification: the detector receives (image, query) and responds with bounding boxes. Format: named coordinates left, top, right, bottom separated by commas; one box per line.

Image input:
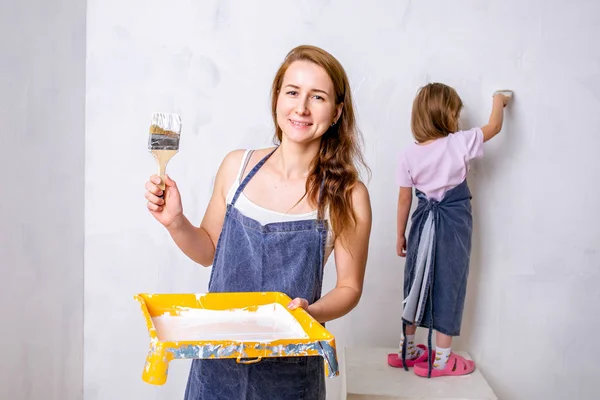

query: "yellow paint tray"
left=134, top=291, right=338, bottom=385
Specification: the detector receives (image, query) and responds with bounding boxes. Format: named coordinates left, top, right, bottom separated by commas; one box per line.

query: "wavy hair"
left=270, top=45, right=369, bottom=243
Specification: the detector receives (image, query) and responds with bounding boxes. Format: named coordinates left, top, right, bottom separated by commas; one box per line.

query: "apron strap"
left=230, top=147, right=277, bottom=206
left=238, top=150, right=255, bottom=184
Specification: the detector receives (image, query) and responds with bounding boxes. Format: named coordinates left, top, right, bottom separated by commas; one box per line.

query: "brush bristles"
left=149, top=113, right=182, bottom=136
left=494, top=90, right=513, bottom=98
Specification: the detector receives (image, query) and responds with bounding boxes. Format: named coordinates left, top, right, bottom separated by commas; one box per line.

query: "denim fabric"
left=402, top=210, right=435, bottom=326
left=184, top=149, right=327, bottom=400
left=402, top=179, right=473, bottom=337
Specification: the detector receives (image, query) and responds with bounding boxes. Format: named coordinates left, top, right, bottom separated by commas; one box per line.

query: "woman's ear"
left=334, top=103, right=343, bottom=124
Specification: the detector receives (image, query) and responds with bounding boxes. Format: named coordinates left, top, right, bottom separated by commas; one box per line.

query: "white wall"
left=0, top=0, right=86, bottom=399
left=84, top=1, right=599, bottom=400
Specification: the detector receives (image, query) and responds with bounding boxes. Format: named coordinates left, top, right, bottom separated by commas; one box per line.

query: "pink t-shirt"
left=396, top=127, right=484, bottom=201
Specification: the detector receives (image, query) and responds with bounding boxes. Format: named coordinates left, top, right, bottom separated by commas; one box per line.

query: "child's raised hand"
left=493, top=90, right=512, bottom=107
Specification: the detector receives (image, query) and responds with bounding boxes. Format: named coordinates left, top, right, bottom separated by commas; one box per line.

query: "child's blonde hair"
left=411, top=83, right=463, bottom=143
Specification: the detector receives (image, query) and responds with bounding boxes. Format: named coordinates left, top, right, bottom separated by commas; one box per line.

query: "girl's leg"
left=434, top=331, right=453, bottom=370
left=387, top=324, right=426, bottom=369
left=400, top=325, right=423, bottom=359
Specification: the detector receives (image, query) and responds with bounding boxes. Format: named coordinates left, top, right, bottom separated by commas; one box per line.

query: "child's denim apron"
left=184, top=149, right=327, bottom=399
left=401, top=179, right=472, bottom=376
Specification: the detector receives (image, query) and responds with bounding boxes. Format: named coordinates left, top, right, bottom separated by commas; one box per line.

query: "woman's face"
left=276, top=60, right=342, bottom=145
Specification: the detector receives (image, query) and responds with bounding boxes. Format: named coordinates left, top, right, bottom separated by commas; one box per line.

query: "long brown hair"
left=270, top=45, right=368, bottom=243
left=411, top=82, right=463, bottom=143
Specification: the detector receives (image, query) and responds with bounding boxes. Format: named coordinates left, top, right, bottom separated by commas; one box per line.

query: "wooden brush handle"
left=151, top=150, right=178, bottom=192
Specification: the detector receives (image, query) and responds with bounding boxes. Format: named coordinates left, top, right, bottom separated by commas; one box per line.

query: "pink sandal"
left=387, top=344, right=430, bottom=368
left=413, top=353, right=475, bottom=377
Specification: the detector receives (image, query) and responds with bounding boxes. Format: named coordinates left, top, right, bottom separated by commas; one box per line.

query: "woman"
left=144, top=45, right=372, bottom=400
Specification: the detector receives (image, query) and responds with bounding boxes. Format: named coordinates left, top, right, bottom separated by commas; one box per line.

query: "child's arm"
left=397, top=186, right=413, bottom=257
left=481, top=93, right=510, bottom=142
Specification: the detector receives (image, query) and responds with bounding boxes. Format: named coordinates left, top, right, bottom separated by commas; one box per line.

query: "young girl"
left=387, top=83, right=510, bottom=377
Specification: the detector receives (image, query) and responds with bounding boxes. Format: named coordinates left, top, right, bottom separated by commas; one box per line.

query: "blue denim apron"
left=400, top=180, right=472, bottom=377
left=184, top=149, right=327, bottom=399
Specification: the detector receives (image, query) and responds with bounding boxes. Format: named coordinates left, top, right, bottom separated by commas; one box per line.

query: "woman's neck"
left=274, top=138, right=320, bottom=179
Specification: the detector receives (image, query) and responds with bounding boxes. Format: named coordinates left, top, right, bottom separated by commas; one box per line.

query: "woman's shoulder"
left=216, top=147, right=277, bottom=192
left=221, top=147, right=276, bottom=167
left=349, top=180, right=371, bottom=216
left=351, top=180, right=369, bottom=198
left=218, top=149, right=247, bottom=181
left=224, top=147, right=276, bottom=176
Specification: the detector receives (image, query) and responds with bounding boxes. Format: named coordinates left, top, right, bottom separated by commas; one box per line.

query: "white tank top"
left=225, top=149, right=335, bottom=263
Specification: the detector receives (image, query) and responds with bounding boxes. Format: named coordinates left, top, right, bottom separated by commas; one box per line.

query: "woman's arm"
left=299, top=181, right=372, bottom=323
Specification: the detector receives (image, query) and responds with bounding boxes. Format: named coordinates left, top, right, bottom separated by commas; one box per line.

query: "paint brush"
left=148, top=112, right=182, bottom=192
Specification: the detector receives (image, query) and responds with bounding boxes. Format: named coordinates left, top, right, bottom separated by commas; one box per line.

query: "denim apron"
left=184, top=149, right=327, bottom=399
left=400, top=180, right=472, bottom=377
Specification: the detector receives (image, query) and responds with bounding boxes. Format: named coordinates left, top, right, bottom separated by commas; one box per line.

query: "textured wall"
left=0, top=0, right=86, bottom=399
left=85, top=1, right=600, bottom=399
